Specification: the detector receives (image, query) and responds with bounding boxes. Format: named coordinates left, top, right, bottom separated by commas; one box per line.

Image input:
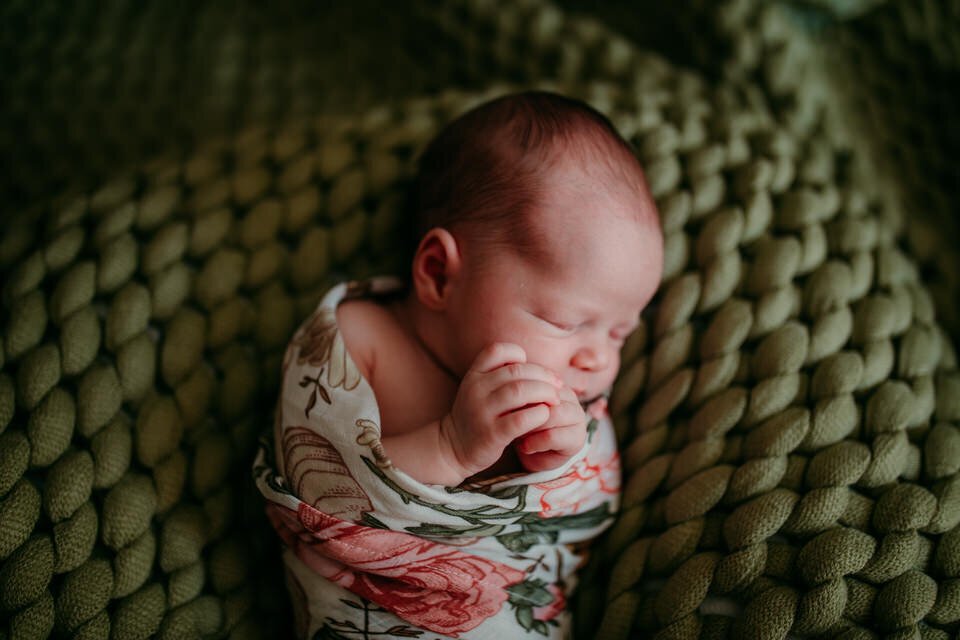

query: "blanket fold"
left=253, top=278, right=621, bottom=639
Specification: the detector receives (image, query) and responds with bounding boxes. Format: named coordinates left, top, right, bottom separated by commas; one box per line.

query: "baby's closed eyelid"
left=547, top=319, right=578, bottom=334
left=528, top=309, right=578, bottom=333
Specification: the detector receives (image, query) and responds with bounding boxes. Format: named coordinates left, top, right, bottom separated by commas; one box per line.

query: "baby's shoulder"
left=335, top=298, right=399, bottom=382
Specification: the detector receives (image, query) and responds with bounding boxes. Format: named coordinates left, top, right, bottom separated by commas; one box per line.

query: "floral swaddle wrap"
left=253, top=278, right=622, bottom=639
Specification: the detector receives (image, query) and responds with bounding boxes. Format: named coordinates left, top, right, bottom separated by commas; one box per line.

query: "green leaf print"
left=360, top=456, right=532, bottom=523
left=496, top=530, right=555, bottom=554
left=405, top=522, right=506, bottom=538
left=448, top=482, right=527, bottom=501
left=300, top=371, right=332, bottom=418
left=496, top=503, right=614, bottom=552
left=516, top=605, right=535, bottom=632
left=509, top=579, right=558, bottom=636
left=506, top=578, right=555, bottom=607
left=515, top=502, right=613, bottom=530
left=359, top=511, right=390, bottom=530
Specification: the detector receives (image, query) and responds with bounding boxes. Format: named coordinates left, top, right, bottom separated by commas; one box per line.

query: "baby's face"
left=447, top=174, right=663, bottom=402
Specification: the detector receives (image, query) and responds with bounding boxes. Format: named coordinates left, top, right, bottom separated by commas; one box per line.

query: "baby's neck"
left=390, top=294, right=461, bottom=384
left=383, top=294, right=528, bottom=480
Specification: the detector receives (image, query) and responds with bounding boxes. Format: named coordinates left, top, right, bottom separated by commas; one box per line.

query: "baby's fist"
left=515, top=386, right=587, bottom=472
left=440, top=343, right=563, bottom=480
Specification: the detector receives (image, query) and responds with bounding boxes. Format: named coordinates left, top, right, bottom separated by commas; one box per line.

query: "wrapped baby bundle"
left=253, top=278, right=621, bottom=639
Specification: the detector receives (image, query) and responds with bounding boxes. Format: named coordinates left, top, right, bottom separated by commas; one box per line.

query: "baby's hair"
left=413, top=90, right=656, bottom=260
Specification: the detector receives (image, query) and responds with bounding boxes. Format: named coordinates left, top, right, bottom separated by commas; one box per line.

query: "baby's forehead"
left=528, top=210, right=660, bottom=278
left=529, top=167, right=657, bottom=234
left=511, top=230, right=660, bottom=323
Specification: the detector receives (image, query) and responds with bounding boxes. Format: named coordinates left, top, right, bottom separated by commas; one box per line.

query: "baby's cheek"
left=519, top=340, right=566, bottom=374
left=600, top=369, right=618, bottom=392
left=600, top=354, right=622, bottom=387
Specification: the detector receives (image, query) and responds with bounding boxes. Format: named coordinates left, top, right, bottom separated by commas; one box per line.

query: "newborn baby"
left=340, top=92, right=663, bottom=484
left=256, top=91, right=663, bottom=639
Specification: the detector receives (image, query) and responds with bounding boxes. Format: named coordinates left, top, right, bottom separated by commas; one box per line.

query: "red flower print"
left=533, top=583, right=566, bottom=623
left=348, top=550, right=525, bottom=637
left=534, top=449, right=621, bottom=517
left=266, top=502, right=527, bottom=637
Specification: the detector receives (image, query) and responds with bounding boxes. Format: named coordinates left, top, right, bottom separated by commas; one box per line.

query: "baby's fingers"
left=542, top=398, right=587, bottom=432
left=517, top=423, right=585, bottom=457
left=470, top=342, right=526, bottom=374
left=491, top=380, right=559, bottom=417
left=516, top=450, right=572, bottom=473
left=485, top=362, right=563, bottom=390
left=497, top=403, right=551, bottom=440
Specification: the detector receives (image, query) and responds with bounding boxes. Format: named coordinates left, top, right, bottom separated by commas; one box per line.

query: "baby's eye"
left=541, top=316, right=577, bottom=333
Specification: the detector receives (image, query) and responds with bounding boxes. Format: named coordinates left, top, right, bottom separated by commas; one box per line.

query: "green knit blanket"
left=1, top=1, right=958, bottom=639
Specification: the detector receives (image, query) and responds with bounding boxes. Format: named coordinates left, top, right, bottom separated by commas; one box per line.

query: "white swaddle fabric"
left=253, top=277, right=621, bottom=639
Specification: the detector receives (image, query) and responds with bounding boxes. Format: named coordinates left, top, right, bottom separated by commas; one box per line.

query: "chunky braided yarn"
left=1, top=1, right=958, bottom=639
left=687, top=0, right=960, bottom=344
left=0, top=0, right=476, bottom=212
left=0, top=102, right=439, bottom=636
left=825, top=0, right=960, bottom=345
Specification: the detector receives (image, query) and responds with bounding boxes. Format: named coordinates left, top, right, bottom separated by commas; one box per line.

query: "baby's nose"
left=571, top=345, right=610, bottom=371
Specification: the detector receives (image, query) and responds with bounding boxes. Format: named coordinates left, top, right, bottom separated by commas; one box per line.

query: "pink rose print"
left=266, top=501, right=527, bottom=637
left=534, top=449, right=621, bottom=517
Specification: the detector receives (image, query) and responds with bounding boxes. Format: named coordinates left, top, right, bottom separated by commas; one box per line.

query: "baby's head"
left=408, top=91, right=663, bottom=401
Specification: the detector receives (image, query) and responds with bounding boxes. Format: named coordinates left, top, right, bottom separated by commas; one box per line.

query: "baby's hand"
left=439, top=342, right=563, bottom=481
left=515, top=385, right=588, bottom=472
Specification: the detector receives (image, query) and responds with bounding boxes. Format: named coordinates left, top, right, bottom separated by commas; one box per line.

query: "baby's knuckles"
left=500, top=379, right=532, bottom=405
left=503, top=363, right=525, bottom=379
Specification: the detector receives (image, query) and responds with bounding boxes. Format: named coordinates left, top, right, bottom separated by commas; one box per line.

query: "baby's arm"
left=381, top=343, right=563, bottom=485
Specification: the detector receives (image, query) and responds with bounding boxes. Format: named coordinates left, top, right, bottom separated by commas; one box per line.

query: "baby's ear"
left=411, top=227, right=462, bottom=310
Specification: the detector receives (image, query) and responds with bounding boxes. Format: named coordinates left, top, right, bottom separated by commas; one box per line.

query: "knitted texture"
left=1, top=1, right=959, bottom=639
left=685, top=0, right=960, bottom=344
left=0, top=0, right=480, bottom=213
